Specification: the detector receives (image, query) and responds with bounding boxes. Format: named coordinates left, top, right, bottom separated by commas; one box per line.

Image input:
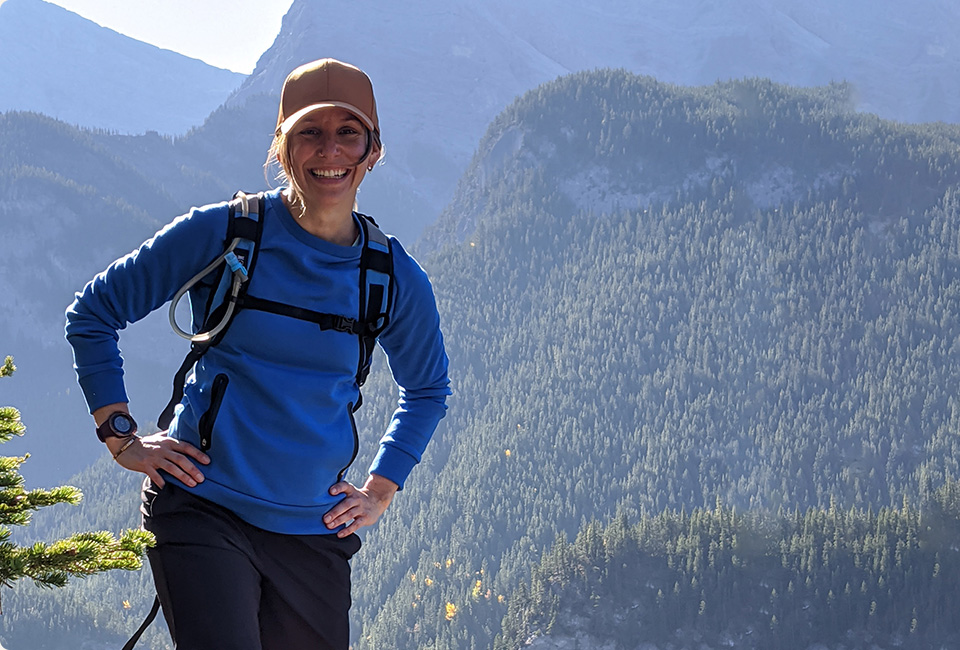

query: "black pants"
left=141, top=481, right=361, bottom=650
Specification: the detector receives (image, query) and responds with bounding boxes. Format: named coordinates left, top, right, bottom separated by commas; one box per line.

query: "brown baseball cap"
left=276, top=58, right=380, bottom=143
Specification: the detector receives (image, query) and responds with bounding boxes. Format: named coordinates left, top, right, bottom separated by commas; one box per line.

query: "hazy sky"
left=40, top=0, right=293, bottom=73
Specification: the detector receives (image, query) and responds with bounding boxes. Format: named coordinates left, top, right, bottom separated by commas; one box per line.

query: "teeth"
left=311, top=168, right=348, bottom=178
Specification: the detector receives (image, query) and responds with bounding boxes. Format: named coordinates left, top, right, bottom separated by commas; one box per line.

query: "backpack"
left=159, top=190, right=394, bottom=431
left=122, top=191, right=394, bottom=650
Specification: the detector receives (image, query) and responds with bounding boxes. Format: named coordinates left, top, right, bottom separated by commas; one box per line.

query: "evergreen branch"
left=0, top=354, right=155, bottom=603
left=0, top=453, right=28, bottom=480
left=0, top=407, right=26, bottom=443
left=0, top=529, right=154, bottom=590
left=23, top=485, right=84, bottom=508
left=0, top=484, right=82, bottom=527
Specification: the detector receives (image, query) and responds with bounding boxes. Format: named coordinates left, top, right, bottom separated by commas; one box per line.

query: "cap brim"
left=278, top=102, right=377, bottom=136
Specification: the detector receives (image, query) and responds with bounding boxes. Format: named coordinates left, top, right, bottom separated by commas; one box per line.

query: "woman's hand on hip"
left=107, top=432, right=210, bottom=489
left=324, top=474, right=399, bottom=538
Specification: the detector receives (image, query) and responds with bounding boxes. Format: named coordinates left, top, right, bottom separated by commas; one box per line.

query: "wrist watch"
left=96, top=412, right=138, bottom=442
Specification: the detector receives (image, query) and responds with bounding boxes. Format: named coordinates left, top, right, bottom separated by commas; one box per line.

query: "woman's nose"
left=315, top=133, right=338, bottom=156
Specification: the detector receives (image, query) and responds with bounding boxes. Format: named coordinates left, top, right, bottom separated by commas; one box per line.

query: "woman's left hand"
left=324, top=474, right=399, bottom=537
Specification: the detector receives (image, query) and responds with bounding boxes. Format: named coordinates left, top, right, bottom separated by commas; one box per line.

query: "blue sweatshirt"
left=66, top=189, right=450, bottom=534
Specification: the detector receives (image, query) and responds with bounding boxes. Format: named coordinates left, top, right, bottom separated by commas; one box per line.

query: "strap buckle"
left=333, top=316, right=357, bottom=334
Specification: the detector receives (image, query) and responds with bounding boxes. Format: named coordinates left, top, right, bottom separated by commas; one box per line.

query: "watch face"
left=111, top=413, right=134, bottom=435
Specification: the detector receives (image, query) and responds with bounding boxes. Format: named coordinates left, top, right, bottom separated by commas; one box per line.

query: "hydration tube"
left=168, top=238, right=249, bottom=343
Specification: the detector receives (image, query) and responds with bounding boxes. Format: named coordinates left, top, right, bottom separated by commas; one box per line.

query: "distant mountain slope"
left=474, top=0, right=960, bottom=124
left=227, top=0, right=568, bottom=243
left=0, top=0, right=244, bottom=135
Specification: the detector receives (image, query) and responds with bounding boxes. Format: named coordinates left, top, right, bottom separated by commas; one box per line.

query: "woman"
left=66, top=58, right=450, bottom=649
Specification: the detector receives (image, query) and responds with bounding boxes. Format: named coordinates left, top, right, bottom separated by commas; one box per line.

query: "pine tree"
left=0, top=356, right=152, bottom=610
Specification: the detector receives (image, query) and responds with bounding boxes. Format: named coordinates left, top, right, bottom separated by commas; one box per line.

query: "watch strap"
left=96, top=411, right=138, bottom=442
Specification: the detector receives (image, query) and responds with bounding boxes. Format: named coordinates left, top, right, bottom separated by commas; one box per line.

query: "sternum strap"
left=238, top=295, right=369, bottom=335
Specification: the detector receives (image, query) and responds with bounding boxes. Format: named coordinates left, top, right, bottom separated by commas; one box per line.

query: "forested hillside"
left=358, top=72, right=960, bottom=648
left=498, top=481, right=960, bottom=649
left=3, top=70, right=960, bottom=648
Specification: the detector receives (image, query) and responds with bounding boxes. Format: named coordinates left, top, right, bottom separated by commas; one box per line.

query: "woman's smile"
left=309, top=167, right=350, bottom=179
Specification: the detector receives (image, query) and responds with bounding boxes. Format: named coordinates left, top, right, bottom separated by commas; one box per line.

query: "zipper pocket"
left=198, top=373, right=229, bottom=452
left=336, top=403, right=360, bottom=482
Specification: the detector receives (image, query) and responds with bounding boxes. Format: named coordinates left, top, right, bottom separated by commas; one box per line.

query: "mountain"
left=226, top=0, right=568, bottom=244
left=5, top=70, right=960, bottom=649
left=472, top=0, right=960, bottom=125
left=230, top=0, right=960, bottom=242
left=346, top=72, right=960, bottom=649
left=0, top=0, right=244, bottom=135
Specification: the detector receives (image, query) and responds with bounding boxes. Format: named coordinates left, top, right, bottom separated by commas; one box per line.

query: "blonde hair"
left=265, top=131, right=307, bottom=218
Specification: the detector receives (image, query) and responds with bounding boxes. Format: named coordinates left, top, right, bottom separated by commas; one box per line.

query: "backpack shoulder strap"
left=201, top=191, right=264, bottom=321
left=354, top=214, right=394, bottom=399
left=158, top=191, right=265, bottom=430
left=358, top=214, right=393, bottom=334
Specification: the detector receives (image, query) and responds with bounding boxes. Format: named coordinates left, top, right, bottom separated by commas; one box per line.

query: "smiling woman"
left=64, top=58, right=451, bottom=650
left=269, top=60, right=385, bottom=241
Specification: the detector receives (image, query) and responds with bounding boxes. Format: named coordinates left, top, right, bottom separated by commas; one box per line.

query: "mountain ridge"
left=420, top=73, right=960, bottom=253
left=0, top=0, right=244, bottom=135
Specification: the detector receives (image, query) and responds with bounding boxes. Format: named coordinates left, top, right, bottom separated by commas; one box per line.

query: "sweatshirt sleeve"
left=368, top=240, right=451, bottom=488
left=65, top=202, right=229, bottom=413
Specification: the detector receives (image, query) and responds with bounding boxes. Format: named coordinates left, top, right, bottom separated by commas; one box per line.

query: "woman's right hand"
left=107, top=432, right=210, bottom=488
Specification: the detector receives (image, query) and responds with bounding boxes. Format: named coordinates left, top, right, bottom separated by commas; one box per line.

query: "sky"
left=39, top=0, right=293, bottom=73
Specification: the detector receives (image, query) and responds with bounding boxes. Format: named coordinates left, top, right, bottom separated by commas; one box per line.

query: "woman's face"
left=282, top=107, right=380, bottom=213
